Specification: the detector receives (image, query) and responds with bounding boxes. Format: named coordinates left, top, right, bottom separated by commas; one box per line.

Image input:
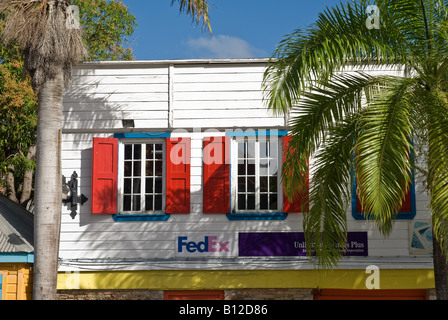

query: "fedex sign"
left=175, top=233, right=237, bottom=257
left=178, top=236, right=229, bottom=253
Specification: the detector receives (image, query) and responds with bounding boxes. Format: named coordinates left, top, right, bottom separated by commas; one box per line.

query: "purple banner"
left=239, top=232, right=368, bottom=257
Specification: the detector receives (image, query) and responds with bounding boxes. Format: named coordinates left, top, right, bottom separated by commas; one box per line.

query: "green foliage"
left=71, top=0, right=137, bottom=61
left=264, top=0, right=448, bottom=268
left=0, top=43, right=37, bottom=186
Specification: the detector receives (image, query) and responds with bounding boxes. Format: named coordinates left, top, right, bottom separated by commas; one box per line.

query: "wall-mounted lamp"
left=122, top=119, right=135, bottom=128
left=62, top=171, right=88, bottom=219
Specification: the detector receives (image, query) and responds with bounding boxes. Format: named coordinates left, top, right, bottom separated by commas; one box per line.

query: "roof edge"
left=76, top=58, right=272, bottom=67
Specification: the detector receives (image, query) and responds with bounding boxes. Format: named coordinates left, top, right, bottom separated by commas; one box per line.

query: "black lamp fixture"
left=122, top=119, right=135, bottom=128
left=62, top=171, right=88, bottom=219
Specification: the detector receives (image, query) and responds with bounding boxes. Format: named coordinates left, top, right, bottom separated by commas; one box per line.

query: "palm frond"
left=262, top=0, right=405, bottom=114
left=172, top=0, right=212, bottom=35
left=282, top=71, right=375, bottom=200
left=424, top=89, right=448, bottom=255
left=355, top=76, right=416, bottom=235
left=302, top=115, right=359, bottom=269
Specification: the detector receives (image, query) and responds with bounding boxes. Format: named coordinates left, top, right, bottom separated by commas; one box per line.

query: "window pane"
left=146, top=178, right=153, bottom=193
left=270, top=194, right=278, bottom=210
left=155, top=144, right=163, bottom=159
left=133, top=161, right=141, bottom=177
left=270, top=176, right=278, bottom=192
left=133, top=178, right=141, bottom=193
left=155, top=195, right=163, bottom=210
left=260, top=194, right=268, bottom=210
left=247, top=142, right=255, bottom=159
left=146, top=161, right=154, bottom=176
left=247, top=160, right=255, bottom=175
left=155, top=178, right=163, bottom=193
left=269, top=159, right=278, bottom=176
left=238, top=194, right=246, bottom=210
left=146, top=144, right=154, bottom=160
left=145, top=195, right=153, bottom=211
left=133, top=195, right=141, bottom=211
left=238, top=160, right=246, bottom=175
left=124, top=178, right=132, bottom=194
left=125, top=145, right=133, bottom=160
left=155, top=161, right=163, bottom=176
left=247, top=194, right=255, bottom=210
left=238, top=143, right=245, bottom=158
left=260, top=142, right=268, bottom=158
left=269, top=141, right=278, bottom=157
left=238, top=177, right=246, bottom=192
left=123, top=196, right=131, bottom=211
left=124, top=162, right=132, bottom=177
left=134, top=144, right=142, bottom=159
left=259, top=159, right=269, bottom=176
left=260, top=176, right=268, bottom=192
left=247, top=177, right=255, bottom=192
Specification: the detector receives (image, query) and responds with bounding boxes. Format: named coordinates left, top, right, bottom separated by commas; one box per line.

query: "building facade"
left=0, top=196, right=34, bottom=300
left=57, top=59, right=434, bottom=300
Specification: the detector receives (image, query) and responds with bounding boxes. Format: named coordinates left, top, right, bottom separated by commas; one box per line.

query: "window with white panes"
left=119, top=140, right=166, bottom=214
left=232, top=136, right=282, bottom=213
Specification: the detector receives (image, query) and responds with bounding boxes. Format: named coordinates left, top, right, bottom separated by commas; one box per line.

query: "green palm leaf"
left=356, top=76, right=415, bottom=235
left=302, top=115, right=359, bottom=268
left=262, top=0, right=405, bottom=114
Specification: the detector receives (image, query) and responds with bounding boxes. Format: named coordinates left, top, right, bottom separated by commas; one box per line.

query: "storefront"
left=57, top=59, right=435, bottom=300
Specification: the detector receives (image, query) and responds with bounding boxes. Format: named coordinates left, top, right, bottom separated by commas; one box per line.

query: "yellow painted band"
left=57, top=269, right=435, bottom=291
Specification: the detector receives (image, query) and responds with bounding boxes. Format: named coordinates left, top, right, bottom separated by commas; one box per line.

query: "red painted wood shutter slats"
left=282, top=135, right=309, bottom=213
left=91, top=137, right=118, bottom=214
left=203, top=136, right=230, bottom=214
left=166, top=137, right=191, bottom=214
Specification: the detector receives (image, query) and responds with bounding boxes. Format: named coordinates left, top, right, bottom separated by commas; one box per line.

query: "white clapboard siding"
left=71, top=75, right=169, bottom=85
left=59, top=60, right=433, bottom=272
left=171, top=62, right=280, bottom=129
left=62, top=60, right=285, bottom=131
left=71, top=65, right=169, bottom=76
left=65, top=64, right=171, bottom=131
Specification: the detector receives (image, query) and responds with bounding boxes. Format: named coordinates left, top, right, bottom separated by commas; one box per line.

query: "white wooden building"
left=58, top=59, right=434, bottom=300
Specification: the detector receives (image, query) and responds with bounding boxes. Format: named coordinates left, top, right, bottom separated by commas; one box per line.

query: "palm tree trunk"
left=433, top=234, right=448, bottom=300
left=20, top=145, right=36, bottom=207
left=33, top=66, right=64, bottom=300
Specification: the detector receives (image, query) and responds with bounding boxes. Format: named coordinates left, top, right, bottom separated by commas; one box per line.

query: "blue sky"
left=120, top=0, right=344, bottom=61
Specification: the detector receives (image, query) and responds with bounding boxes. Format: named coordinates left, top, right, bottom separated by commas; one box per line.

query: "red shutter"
left=166, top=137, right=191, bottom=214
left=203, top=136, right=230, bottom=214
left=282, top=135, right=309, bottom=213
left=91, top=137, right=118, bottom=214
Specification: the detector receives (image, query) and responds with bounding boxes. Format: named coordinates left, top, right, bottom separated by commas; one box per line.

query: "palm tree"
left=0, top=0, right=211, bottom=300
left=263, top=0, right=448, bottom=299
left=0, top=0, right=86, bottom=300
